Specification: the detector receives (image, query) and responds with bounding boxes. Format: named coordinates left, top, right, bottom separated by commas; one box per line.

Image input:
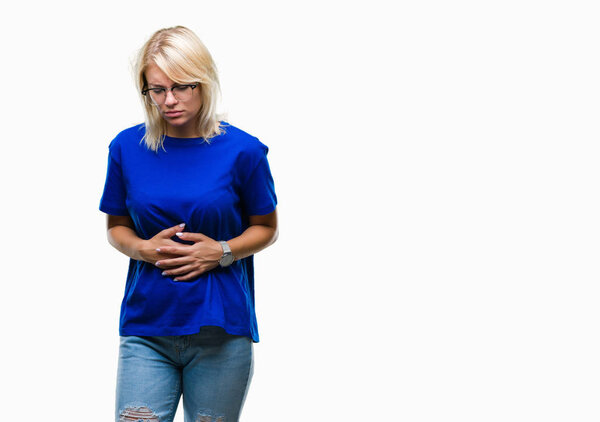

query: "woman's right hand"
left=138, top=223, right=187, bottom=265
left=107, top=215, right=188, bottom=267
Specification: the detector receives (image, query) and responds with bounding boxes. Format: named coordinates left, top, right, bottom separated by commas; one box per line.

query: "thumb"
left=158, top=223, right=186, bottom=238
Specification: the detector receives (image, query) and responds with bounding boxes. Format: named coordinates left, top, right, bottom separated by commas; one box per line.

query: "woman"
left=99, top=26, right=278, bottom=422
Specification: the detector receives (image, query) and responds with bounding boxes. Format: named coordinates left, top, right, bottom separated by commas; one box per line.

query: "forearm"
left=105, top=210, right=278, bottom=271
left=228, top=224, right=278, bottom=261
left=107, top=225, right=147, bottom=262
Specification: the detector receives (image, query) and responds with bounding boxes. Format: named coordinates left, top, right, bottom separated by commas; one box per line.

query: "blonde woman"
left=100, top=26, right=278, bottom=422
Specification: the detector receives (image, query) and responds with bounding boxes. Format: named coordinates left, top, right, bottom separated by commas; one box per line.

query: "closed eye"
left=172, top=86, right=188, bottom=93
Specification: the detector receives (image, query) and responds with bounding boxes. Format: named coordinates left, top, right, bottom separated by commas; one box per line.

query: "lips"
left=164, top=110, right=184, bottom=118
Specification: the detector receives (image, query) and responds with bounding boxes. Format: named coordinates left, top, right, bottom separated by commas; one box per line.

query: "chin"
left=164, top=117, right=188, bottom=126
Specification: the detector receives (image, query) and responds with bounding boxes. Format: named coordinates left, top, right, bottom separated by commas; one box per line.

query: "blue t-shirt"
left=99, top=122, right=277, bottom=342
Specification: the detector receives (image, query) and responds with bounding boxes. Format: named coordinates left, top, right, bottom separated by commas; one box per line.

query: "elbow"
left=270, top=226, right=279, bottom=246
left=106, top=227, right=118, bottom=249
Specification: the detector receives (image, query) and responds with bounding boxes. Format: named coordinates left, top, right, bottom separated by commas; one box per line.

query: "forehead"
left=144, top=63, right=175, bottom=87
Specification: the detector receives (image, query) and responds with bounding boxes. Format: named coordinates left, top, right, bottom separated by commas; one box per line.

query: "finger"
left=154, top=252, right=180, bottom=261
left=175, top=231, right=210, bottom=242
left=161, top=239, right=185, bottom=249
left=155, top=245, right=191, bottom=256
left=157, top=223, right=186, bottom=239
left=172, top=261, right=219, bottom=281
left=162, top=264, right=196, bottom=277
left=155, top=256, right=193, bottom=268
left=174, top=270, right=204, bottom=282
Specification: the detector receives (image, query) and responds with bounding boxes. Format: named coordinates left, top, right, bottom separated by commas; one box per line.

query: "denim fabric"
left=115, top=326, right=253, bottom=422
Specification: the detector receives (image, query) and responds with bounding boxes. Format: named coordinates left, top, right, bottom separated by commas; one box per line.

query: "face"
left=144, top=63, right=203, bottom=138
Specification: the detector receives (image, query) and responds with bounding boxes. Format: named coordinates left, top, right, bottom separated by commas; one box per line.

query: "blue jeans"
left=115, top=326, right=254, bottom=422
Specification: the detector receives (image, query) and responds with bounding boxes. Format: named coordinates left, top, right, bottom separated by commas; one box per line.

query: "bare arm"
left=228, top=208, right=279, bottom=260
left=155, top=208, right=279, bottom=281
left=106, top=214, right=184, bottom=264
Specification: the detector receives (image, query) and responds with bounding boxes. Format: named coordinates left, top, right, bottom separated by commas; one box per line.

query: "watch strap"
left=218, top=241, right=234, bottom=267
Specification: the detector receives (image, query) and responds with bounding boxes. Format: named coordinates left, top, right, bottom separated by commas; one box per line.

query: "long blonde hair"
left=134, top=26, right=225, bottom=151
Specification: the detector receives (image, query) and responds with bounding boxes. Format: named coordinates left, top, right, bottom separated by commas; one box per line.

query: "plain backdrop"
left=1, top=1, right=599, bottom=421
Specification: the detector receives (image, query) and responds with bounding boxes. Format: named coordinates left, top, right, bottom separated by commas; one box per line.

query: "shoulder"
left=106, top=124, right=146, bottom=161
left=217, top=122, right=271, bottom=175
left=218, top=121, right=269, bottom=156
left=109, top=123, right=145, bottom=149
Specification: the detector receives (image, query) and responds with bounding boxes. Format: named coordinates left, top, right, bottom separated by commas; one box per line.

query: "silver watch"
left=218, top=241, right=234, bottom=267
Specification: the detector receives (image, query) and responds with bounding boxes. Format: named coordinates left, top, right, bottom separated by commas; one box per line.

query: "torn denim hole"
left=196, top=413, right=225, bottom=422
left=119, top=405, right=160, bottom=422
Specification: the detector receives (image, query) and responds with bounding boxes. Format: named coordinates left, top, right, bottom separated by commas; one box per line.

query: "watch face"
left=220, top=254, right=234, bottom=267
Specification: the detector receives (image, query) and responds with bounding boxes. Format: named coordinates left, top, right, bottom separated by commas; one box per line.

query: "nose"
left=164, top=89, right=179, bottom=106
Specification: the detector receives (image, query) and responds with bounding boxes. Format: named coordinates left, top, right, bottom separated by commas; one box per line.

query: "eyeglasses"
left=141, top=83, right=200, bottom=104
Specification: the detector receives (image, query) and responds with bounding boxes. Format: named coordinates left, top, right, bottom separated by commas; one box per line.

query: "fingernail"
left=156, top=248, right=161, bottom=252
left=176, top=232, right=183, bottom=237
left=162, top=271, right=167, bottom=276
left=179, top=223, right=185, bottom=227
left=155, top=262, right=161, bottom=266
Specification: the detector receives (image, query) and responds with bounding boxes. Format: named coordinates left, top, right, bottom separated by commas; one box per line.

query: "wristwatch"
left=218, top=241, right=235, bottom=267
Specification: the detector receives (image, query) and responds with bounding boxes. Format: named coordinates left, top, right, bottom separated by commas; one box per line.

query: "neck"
left=166, top=125, right=201, bottom=138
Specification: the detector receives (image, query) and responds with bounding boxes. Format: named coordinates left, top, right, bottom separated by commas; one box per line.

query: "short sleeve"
left=99, top=140, right=129, bottom=216
left=239, top=145, right=277, bottom=216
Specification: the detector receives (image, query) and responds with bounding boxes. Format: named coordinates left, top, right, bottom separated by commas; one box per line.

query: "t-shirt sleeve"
left=239, top=143, right=278, bottom=216
left=99, top=139, right=129, bottom=216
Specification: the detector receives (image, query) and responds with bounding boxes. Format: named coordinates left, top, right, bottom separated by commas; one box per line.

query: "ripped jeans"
left=115, top=326, right=254, bottom=422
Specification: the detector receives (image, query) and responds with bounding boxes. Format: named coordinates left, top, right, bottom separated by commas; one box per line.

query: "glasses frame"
left=141, top=83, right=200, bottom=104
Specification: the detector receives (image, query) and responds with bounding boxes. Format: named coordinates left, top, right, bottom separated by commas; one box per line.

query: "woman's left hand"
left=154, top=232, right=223, bottom=281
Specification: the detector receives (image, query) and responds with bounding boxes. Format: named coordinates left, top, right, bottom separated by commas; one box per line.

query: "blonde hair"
left=134, top=26, right=225, bottom=151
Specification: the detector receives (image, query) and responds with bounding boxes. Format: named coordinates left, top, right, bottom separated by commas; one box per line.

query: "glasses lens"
left=148, top=89, right=166, bottom=104
left=144, top=85, right=196, bottom=105
left=172, top=85, right=193, bottom=101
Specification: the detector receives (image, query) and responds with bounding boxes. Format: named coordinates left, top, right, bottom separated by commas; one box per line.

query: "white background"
left=1, top=1, right=599, bottom=421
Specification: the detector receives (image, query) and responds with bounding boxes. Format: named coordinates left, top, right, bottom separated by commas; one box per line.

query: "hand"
left=154, top=232, right=223, bottom=281
left=138, top=223, right=187, bottom=264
